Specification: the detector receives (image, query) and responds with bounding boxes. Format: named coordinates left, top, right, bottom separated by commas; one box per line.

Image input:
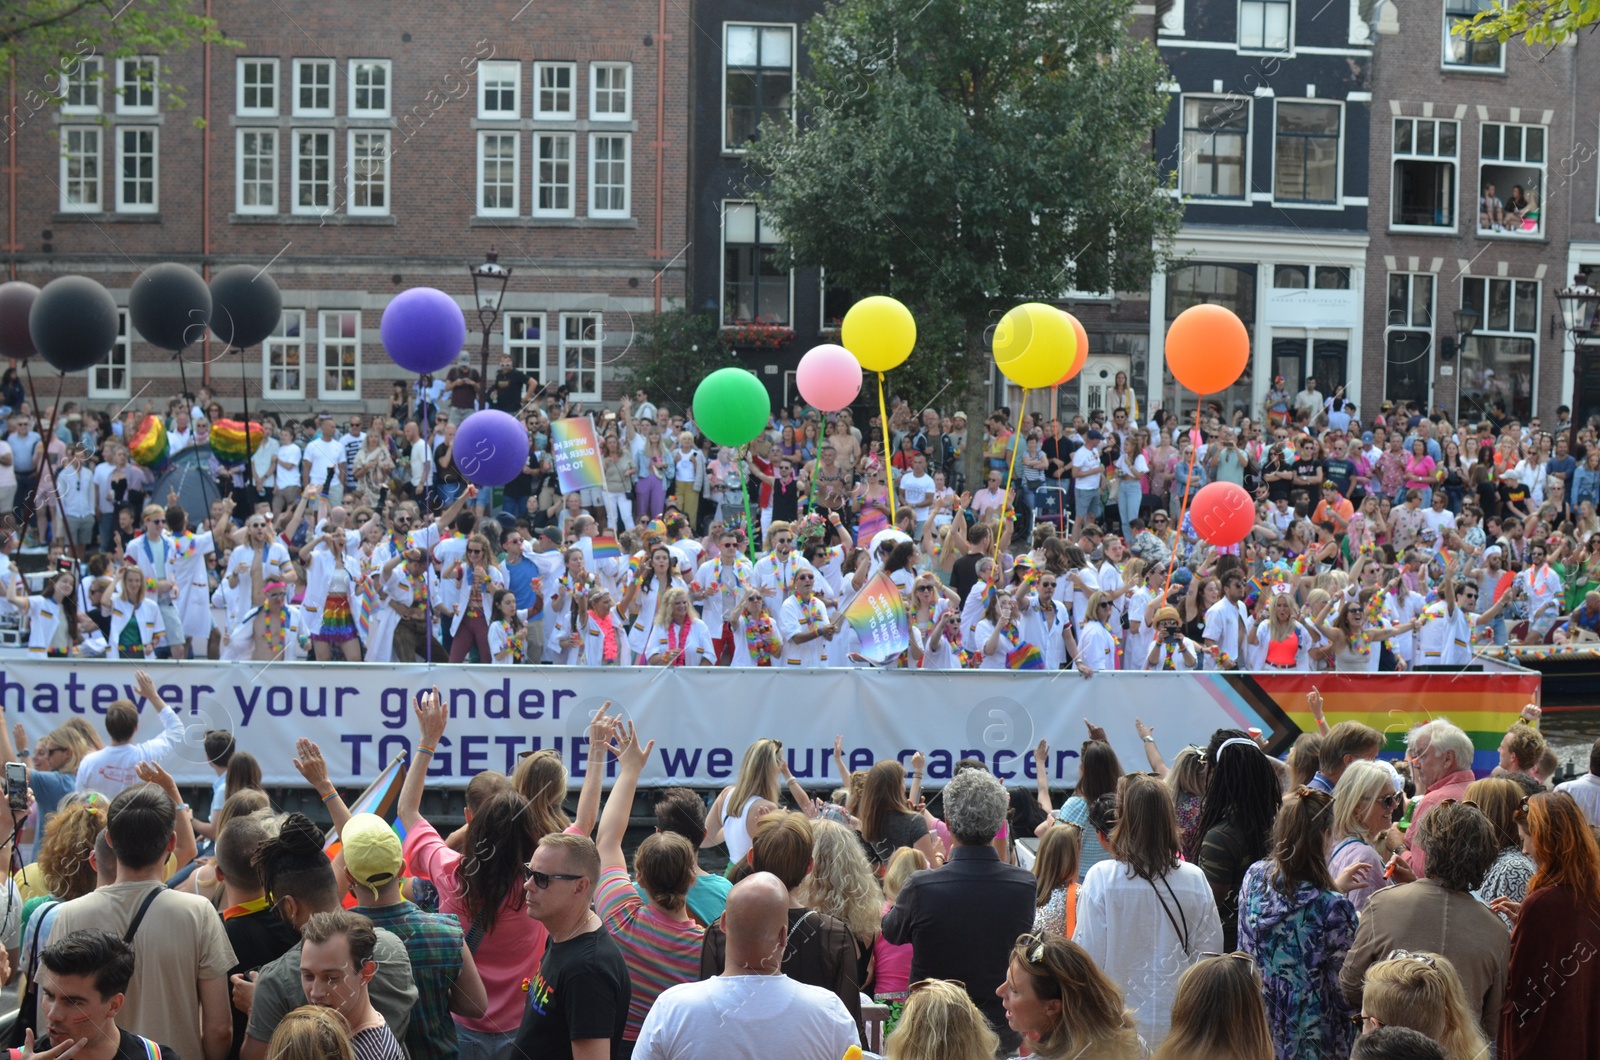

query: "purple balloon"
left=380, top=287, right=467, bottom=375
left=453, top=410, right=530, bottom=487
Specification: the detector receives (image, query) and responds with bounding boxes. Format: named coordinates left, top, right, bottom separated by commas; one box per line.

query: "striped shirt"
left=351, top=1023, right=405, bottom=1060
left=595, top=867, right=706, bottom=1040
left=354, top=902, right=465, bottom=1059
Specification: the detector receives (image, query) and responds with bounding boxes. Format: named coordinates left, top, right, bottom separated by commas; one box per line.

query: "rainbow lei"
left=744, top=614, right=781, bottom=664
left=692, top=556, right=751, bottom=599
left=262, top=605, right=290, bottom=656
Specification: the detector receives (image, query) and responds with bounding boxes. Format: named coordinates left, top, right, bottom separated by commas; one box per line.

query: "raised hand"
left=293, top=738, right=330, bottom=790
left=413, top=686, right=449, bottom=745
left=1083, top=718, right=1109, bottom=743
left=610, top=721, right=654, bottom=774
left=1307, top=687, right=1325, bottom=722
left=135, top=760, right=180, bottom=804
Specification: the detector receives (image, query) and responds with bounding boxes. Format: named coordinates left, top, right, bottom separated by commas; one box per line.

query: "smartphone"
left=5, top=762, right=26, bottom=813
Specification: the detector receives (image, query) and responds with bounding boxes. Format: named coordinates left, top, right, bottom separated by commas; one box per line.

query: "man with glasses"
left=1018, top=569, right=1075, bottom=670
left=222, top=515, right=292, bottom=641
left=1414, top=572, right=1509, bottom=670
left=694, top=530, right=755, bottom=665
left=338, top=414, right=366, bottom=497
left=778, top=568, right=837, bottom=667
left=517, top=833, right=630, bottom=1060
left=754, top=522, right=814, bottom=609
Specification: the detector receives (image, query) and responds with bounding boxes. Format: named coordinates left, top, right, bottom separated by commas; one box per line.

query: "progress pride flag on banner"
left=551, top=416, right=606, bottom=494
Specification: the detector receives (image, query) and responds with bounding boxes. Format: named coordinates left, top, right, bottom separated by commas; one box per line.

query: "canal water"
left=1538, top=706, right=1599, bottom=777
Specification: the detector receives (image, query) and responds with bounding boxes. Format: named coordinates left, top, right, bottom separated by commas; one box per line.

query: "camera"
left=5, top=762, right=26, bottom=813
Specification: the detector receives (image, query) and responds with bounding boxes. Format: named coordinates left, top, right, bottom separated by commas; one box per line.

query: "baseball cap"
left=341, top=813, right=403, bottom=902
left=1085, top=429, right=1104, bottom=441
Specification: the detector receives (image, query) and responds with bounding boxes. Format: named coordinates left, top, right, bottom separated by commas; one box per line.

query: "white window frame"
left=720, top=199, right=793, bottom=327
left=349, top=60, right=392, bottom=118
left=721, top=22, right=796, bottom=153
left=59, top=56, right=102, bottom=115
left=1479, top=121, right=1546, bottom=236
left=115, top=126, right=158, bottom=214
left=59, top=126, right=102, bottom=213
left=533, top=62, right=576, bottom=120
left=318, top=310, right=362, bottom=401
left=1271, top=98, right=1343, bottom=207
left=534, top=132, right=575, bottom=218
left=478, top=60, right=521, bottom=119
left=116, top=56, right=159, bottom=115
left=346, top=130, right=389, bottom=216
left=590, top=62, right=632, bottom=121
left=291, top=129, right=334, bottom=216
left=1178, top=94, right=1251, bottom=203
left=263, top=310, right=307, bottom=400
left=588, top=132, right=631, bottom=218
left=293, top=59, right=335, bottom=117
left=236, top=128, right=278, bottom=215
left=236, top=58, right=277, bottom=117
left=477, top=131, right=520, bottom=217
left=1383, top=272, right=1436, bottom=407
left=1238, top=0, right=1292, bottom=53
left=558, top=312, right=603, bottom=400
left=1390, top=116, right=1459, bottom=232
left=1442, top=0, right=1504, bottom=71
left=504, top=313, right=547, bottom=376
left=90, top=310, right=132, bottom=399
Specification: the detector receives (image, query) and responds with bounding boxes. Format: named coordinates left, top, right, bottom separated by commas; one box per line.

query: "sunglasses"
left=523, top=867, right=584, bottom=888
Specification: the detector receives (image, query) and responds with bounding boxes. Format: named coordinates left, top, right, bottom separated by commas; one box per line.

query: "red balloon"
left=1189, top=481, right=1255, bottom=547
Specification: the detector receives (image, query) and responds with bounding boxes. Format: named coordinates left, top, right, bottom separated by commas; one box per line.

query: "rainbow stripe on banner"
left=591, top=535, right=622, bottom=561
left=842, top=572, right=909, bottom=663
left=551, top=417, right=606, bottom=495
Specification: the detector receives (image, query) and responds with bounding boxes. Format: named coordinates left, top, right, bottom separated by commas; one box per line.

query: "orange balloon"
left=1165, top=304, right=1249, bottom=395
left=1054, top=311, right=1089, bottom=386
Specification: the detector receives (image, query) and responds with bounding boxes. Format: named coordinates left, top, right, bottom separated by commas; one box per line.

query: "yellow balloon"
left=993, top=303, right=1073, bottom=389
left=841, top=296, right=917, bottom=373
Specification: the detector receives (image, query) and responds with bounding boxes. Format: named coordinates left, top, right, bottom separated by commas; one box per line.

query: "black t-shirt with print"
left=513, top=925, right=631, bottom=1060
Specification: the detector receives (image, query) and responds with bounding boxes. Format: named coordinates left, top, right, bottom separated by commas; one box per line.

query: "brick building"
left=1361, top=1, right=1576, bottom=429
left=0, top=0, right=689, bottom=419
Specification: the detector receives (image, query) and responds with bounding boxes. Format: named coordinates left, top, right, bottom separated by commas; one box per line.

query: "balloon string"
left=738, top=455, right=756, bottom=562
left=1163, top=406, right=1203, bottom=600
left=20, top=363, right=85, bottom=571
left=996, top=388, right=1028, bottom=565
left=876, top=372, right=896, bottom=526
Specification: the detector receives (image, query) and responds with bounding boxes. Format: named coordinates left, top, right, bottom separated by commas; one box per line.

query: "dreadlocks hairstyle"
left=252, top=813, right=337, bottom=908
left=1193, top=730, right=1281, bottom=865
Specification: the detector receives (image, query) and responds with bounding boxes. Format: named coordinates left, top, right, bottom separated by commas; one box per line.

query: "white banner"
left=0, top=661, right=1531, bottom=790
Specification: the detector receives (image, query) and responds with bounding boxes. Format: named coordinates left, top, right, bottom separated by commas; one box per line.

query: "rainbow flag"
left=128, top=414, right=169, bottom=469
left=1006, top=642, right=1045, bottom=670
left=842, top=571, right=909, bottom=663
left=551, top=416, right=605, bottom=494
left=210, top=419, right=266, bottom=465
left=591, top=534, right=621, bottom=561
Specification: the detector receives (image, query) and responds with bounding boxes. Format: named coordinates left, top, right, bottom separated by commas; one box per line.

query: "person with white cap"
left=338, top=812, right=487, bottom=1060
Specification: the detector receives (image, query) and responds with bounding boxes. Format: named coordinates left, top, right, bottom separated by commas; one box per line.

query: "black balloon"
left=0, top=282, right=40, bottom=360
left=129, top=263, right=212, bottom=351
left=208, top=265, right=283, bottom=350
left=29, top=276, right=119, bottom=374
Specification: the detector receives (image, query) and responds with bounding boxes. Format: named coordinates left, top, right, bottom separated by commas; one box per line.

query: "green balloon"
left=693, top=367, right=771, bottom=447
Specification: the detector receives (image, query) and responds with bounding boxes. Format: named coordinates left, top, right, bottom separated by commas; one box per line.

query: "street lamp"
left=1555, top=272, right=1600, bottom=451
left=469, top=248, right=512, bottom=409
left=1448, top=306, right=1477, bottom=427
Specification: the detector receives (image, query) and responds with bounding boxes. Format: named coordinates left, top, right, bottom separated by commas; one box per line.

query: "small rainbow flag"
left=842, top=571, right=909, bottom=663
left=591, top=534, right=621, bottom=561
left=1006, top=641, right=1045, bottom=670
left=209, top=419, right=267, bottom=465
left=128, top=414, right=169, bottom=469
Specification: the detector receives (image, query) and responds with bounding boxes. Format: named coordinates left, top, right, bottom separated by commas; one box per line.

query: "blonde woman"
left=109, top=564, right=165, bottom=659
left=704, top=738, right=785, bottom=862
left=1359, top=953, right=1489, bottom=1060
left=886, top=979, right=999, bottom=1060
left=1074, top=590, right=1119, bottom=673
left=802, top=818, right=881, bottom=984
left=645, top=586, right=715, bottom=666
left=999, top=934, right=1143, bottom=1060
left=1032, top=821, right=1083, bottom=937
left=874, top=847, right=926, bottom=1034
left=1328, top=759, right=1401, bottom=913
left=266, top=1005, right=355, bottom=1060
left=1246, top=585, right=1315, bottom=671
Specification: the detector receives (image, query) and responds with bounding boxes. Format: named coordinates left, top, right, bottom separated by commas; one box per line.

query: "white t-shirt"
left=633, top=975, right=858, bottom=1060
left=74, top=706, right=186, bottom=799
left=303, top=436, right=345, bottom=489
left=274, top=443, right=302, bottom=489
left=1419, top=507, right=1456, bottom=544
left=900, top=471, right=936, bottom=516
left=1071, top=446, right=1103, bottom=490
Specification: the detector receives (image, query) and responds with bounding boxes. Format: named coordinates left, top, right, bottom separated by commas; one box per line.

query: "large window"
left=535, top=133, right=574, bottom=218
left=723, top=23, right=794, bottom=150
left=591, top=63, right=631, bottom=120
left=477, top=132, right=519, bottom=216
left=89, top=310, right=131, bottom=399
left=1274, top=101, right=1340, bottom=204
left=347, top=131, right=389, bottom=215
left=116, top=57, right=158, bottom=114
left=1479, top=123, right=1544, bottom=236
left=263, top=311, right=306, bottom=399
left=1271, top=335, right=1348, bottom=397
left=1460, top=277, right=1537, bottom=422
left=1239, top=0, right=1291, bottom=51
left=505, top=314, right=546, bottom=376
left=237, top=129, right=277, bottom=214
left=1386, top=273, right=1435, bottom=408
left=1165, top=263, right=1256, bottom=417
left=349, top=60, right=390, bottom=117
left=1444, top=0, right=1502, bottom=69
left=237, top=58, right=277, bottom=117
left=478, top=60, right=520, bottom=119
left=116, top=127, right=158, bottom=213
left=722, top=201, right=790, bottom=326
left=318, top=311, right=361, bottom=400
left=59, top=127, right=101, bottom=213
left=534, top=62, right=575, bottom=119
left=294, top=59, right=334, bottom=117
left=59, top=56, right=102, bottom=115
left=559, top=313, right=602, bottom=399
left=292, top=130, right=333, bottom=215
left=1392, top=117, right=1457, bottom=229
left=589, top=133, right=630, bottom=218
left=1180, top=96, right=1249, bottom=201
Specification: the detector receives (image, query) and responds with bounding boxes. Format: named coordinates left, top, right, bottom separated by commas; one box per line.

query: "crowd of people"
left=7, top=366, right=1599, bottom=669
left=0, top=666, right=1596, bottom=1059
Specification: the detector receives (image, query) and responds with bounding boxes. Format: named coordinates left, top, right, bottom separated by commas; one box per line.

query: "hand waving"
left=293, top=738, right=330, bottom=790
left=413, top=686, right=449, bottom=746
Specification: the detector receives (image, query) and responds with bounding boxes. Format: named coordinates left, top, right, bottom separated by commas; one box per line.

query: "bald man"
left=632, top=873, right=856, bottom=1060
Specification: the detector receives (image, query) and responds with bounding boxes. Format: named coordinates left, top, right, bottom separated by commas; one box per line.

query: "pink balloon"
left=796, top=343, right=863, bottom=412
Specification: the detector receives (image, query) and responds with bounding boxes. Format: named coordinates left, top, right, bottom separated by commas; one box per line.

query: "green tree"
left=3, top=0, right=236, bottom=115
left=1456, top=1, right=1594, bottom=46
left=748, top=0, right=1181, bottom=489
left=619, top=308, right=732, bottom=417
